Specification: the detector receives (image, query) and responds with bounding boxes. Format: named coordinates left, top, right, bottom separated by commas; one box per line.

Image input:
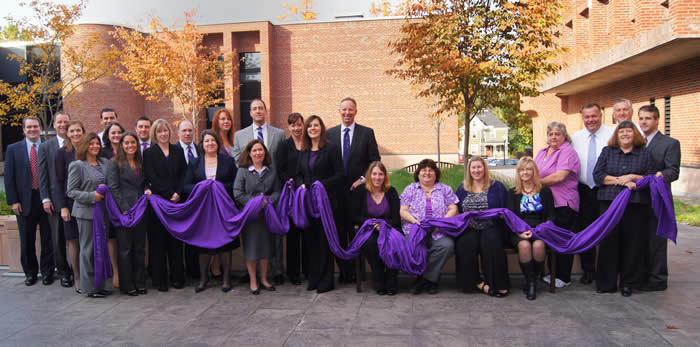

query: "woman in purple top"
left=400, top=159, right=458, bottom=294
left=295, top=115, right=344, bottom=293
left=534, top=121, right=580, bottom=288
left=351, top=161, right=401, bottom=296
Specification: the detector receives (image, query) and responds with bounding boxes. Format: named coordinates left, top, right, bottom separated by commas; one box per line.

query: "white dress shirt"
left=252, top=122, right=269, bottom=148
left=571, top=125, right=614, bottom=185
left=179, top=140, right=198, bottom=164
left=645, top=130, right=659, bottom=147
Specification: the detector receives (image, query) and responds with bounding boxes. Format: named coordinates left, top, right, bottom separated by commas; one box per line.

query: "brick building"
left=61, top=18, right=459, bottom=170
left=522, top=0, right=700, bottom=197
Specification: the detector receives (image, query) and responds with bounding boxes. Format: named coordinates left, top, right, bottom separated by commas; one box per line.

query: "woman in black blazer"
left=274, top=112, right=305, bottom=285
left=99, top=121, right=124, bottom=287
left=106, top=132, right=151, bottom=296
left=184, top=130, right=239, bottom=293
left=295, top=115, right=343, bottom=293
left=143, top=119, right=188, bottom=292
left=506, top=157, right=555, bottom=301
left=351, top=161, right=401, bottom=296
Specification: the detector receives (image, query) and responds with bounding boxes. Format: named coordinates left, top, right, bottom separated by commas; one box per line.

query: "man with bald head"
left=177, top=119, right=201, bottom=279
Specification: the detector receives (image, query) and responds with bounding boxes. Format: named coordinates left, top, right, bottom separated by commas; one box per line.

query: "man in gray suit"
left=231, top=98, right=286, bottom=284
left=38, top=111, right=72, bottom=287
left=638, top=105, right=680, bottom=291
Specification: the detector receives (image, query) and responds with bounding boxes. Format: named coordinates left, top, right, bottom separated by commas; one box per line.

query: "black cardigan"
left=143, top=144, right=187, bottom=199
left=350, top=185, right=401, bottom=230
left=506, top=186, right=555, bottom=228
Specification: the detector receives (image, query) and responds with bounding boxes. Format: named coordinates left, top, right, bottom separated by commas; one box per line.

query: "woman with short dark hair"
left=234, top=139, right=281, bottom=295
left=593, top=120, right=654, bottom=297
left=400, top=159, right=459, bottom=295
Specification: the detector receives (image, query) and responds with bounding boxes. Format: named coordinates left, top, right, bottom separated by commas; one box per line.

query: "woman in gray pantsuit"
left=106, top=132, right=151, bottom=296
left=67, top=133, right=111, bottom=298
left=234, top=139, right=281, bottom=295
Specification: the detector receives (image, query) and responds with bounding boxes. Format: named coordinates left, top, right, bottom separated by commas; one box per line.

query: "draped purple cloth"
left=91, top=196, right=113, bottom=289
left=93, top=175, right=678, bottom=285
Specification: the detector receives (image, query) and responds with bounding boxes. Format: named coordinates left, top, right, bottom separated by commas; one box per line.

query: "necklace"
left=522, top=186, right=535, bottom=195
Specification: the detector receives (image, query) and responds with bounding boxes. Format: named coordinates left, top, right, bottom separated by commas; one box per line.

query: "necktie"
left=343, top=128, right=350, bottom=175
left=187, top=145, right=195, bottom=163
left=586, top=133, right=596, bottom=188
left=257, top=127, right=264, bottom=143
left=30, top=143, right=39, bottom=190
left=141, top=142, right=148, bottom=153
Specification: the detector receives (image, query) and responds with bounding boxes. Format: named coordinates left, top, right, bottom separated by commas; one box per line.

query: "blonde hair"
left=364, top=161, right=391, bottom=193
left=464, top=156, right=491, bottom=192
left=150, top=119, right=172, bottom=144
left=513, top=157, right=542, bottom=195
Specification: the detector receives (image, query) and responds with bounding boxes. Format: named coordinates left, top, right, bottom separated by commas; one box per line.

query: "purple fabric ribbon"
left=92, top=175, right=678, bottom=286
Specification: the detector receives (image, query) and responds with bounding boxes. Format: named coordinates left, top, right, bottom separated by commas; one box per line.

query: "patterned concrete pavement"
left=0, top=224, right=698, bottom=347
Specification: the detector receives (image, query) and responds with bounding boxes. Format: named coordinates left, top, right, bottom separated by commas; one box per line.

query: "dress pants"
left=304, top=218, right=335, bottom=292
left=116, top=222, right=147, bottom=293
left=423, top=236, right=454, bottom=283
left=270, top=234, right=285, bottom=278
left=551, top=206, right=578, bottom=283
left=16, top=189, right=54, bottom=277
left=77, top=217, right=104, bottom=293
left=361, top=231, right=398, bottom=292
left=575, top=183, right=599, bottom=276
left=645, top=209, right=668, bottom=289
left=286, top=221, right=306, bottom=279
left=48, top=210, right=70, bottom=278
left=151, top=220, right=184, bottom=288
left=455, top=226, right=509, bottom=291
left=596, top=202, right=647, bottom=292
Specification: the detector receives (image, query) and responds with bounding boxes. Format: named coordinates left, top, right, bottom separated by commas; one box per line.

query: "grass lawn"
left=674, top=200, right=700, bottom=227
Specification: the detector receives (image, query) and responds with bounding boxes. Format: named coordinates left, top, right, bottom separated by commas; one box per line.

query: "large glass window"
left=239, top=52, right=261, bottom=129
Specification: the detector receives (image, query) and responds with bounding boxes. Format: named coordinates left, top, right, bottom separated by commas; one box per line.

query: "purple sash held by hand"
left=93, top=175, right=678, bottom=286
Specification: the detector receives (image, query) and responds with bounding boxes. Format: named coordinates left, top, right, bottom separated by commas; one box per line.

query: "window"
left=664, top=96, right=671, bottom=136
left=470, top=144, right=478, bottom=154
left=239, top=52, right=261, bottom=129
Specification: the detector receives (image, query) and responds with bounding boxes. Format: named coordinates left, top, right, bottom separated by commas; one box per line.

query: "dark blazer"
left=67, top=158, right=109, bottom=220
left=351, top=185, right=401, bottom=230
left=179, top=141, right=200, bottom=166
left=106, top=160, right=147, bottom=212
left=295, top=143, right=344, bottom=194
left=646, top=132, right=681, bottom=185
left=54, top=147, right=76, bottom=211
left=4, top=139, right=40, bottom=216
left=143, top=144, right=187, bottom=199
left=455, top=180, right=508, bottom=213
left=37, top=137, right=60, bottom=203
left=100, top=146, right=116, bottom=160
left=184, top=154, right=237, bottom=199
left=327, top=123, right=381, bottom=183
left=506, top=186, right=555, bottom=228
left=233, top=166, right=282, bottom=207
left=275, top=137, right=301, bottom=182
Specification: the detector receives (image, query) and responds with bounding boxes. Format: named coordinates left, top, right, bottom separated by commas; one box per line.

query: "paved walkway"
left=1, top=224, right=698, bottom=347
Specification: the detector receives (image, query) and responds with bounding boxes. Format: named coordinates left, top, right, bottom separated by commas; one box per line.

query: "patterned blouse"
left=461, top=191, right=492, bottom=230
left=520, top=194, right=543, bottom=214
left=400, top=182, right=458, bottom=240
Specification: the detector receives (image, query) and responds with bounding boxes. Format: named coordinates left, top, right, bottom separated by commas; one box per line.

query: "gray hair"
left=546, top=121, right=572, bottom=143
left=177, top=119, right=194, bottom=130
left=613, top=98, right=633, bottom=109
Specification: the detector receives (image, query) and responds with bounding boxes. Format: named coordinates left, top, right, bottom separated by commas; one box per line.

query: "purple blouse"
left=400, top=182, right=458, bottom=240
left=309, top=150, right=319, bottom=170
left=535, top=141, right=581, bottom=212
left=366, top=192, right=390, bottom=219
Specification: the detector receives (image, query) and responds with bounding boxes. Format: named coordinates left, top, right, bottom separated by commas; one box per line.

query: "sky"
left=2, top=0, right=382, bottom=28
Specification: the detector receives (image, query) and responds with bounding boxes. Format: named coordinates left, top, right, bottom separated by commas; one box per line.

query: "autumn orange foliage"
left=279, top=0, right=317, bottom=21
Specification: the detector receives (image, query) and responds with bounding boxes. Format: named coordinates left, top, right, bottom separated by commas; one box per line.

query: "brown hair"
left=287, top=112, right=303, bottom=125
left=364, top=161, right=391, bottom=192
left=198, top=129, right=222, bottom=155
left=413, top=158, right=441, bottom=183
left=75, top=133, right=101, bottom=161
left=301, top=115, right=328, bottom=151
left=113, top=132, right=143, bottom=171
left=580, top=103, right=601, bottom=114
left=339, top=97, right=357, bottom=108
left=64, top=120, right=86, bottom=152
left=237, top=139, right=272, bottom=168
left=212, top=108, right=234, bottom=146
left=608, top=120, right=646, bottom=148
left=513, top=157, right=542, bottom=195
left=464, top=156, right=491, bottom=192
left=638, top=105, right=660, bottom=120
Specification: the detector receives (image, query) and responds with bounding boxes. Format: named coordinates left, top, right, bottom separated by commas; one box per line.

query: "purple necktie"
left=187, top=145, right=195, bottom=163
left=343, top=128, right=350, bottom=175
left=141, top=142, right=148, bottom=153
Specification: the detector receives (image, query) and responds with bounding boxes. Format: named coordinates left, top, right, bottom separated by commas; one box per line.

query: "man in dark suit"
left=638, top=105, right=680, bottom=291
left=327, top=97, right=381, bottom=283
left=177, top=119, right=201, bottom=279
left=5, top=116, right=54, bottom=286
left=37, top=111, right=72, bottom=287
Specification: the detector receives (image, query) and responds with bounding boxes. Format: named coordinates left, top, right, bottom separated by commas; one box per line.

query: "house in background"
left=459, top=110, right=509, bottom=159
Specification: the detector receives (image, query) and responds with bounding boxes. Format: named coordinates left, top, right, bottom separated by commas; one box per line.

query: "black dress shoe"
left=376, top=289, right=387, bottom=296
left=621, top=287, right=632, bottom=297
left=274, top=275, right=285, bottom=286
left=221, top=286, right=232, bottom=293
left=98, top=289, right=113, bottom=296
left=194, top=285, right=207, bottom=293
left=427, top=282, right=440, bottom=295
left=137, top=288, right=148, bottom=295
left=387, top=289, right=397, bottom=296
left=60, top=276, right=73, bottom=288
left=42, top=275, right=54, bottom=286
left=172, top=282, right=184, bottom=289
left=87, top=291, right=107, bottom=298
left=316, top=287, right=333, bottom=294
left=126, top=290, right=139, bottom=296
left=250, top=287, right=260, bottom=295
left=158, top=285, right=169, bottom=292
left=261, top=284, right=276, bottom=292
left=25, top=275, right=38, bottom=286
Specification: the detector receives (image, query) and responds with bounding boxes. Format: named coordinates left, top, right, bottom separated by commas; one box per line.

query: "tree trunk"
left=436, top=121, right=441, bottom=163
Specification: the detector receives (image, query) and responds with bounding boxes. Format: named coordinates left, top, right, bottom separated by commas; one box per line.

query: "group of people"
left=5, top=97, right=679, bottom=301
